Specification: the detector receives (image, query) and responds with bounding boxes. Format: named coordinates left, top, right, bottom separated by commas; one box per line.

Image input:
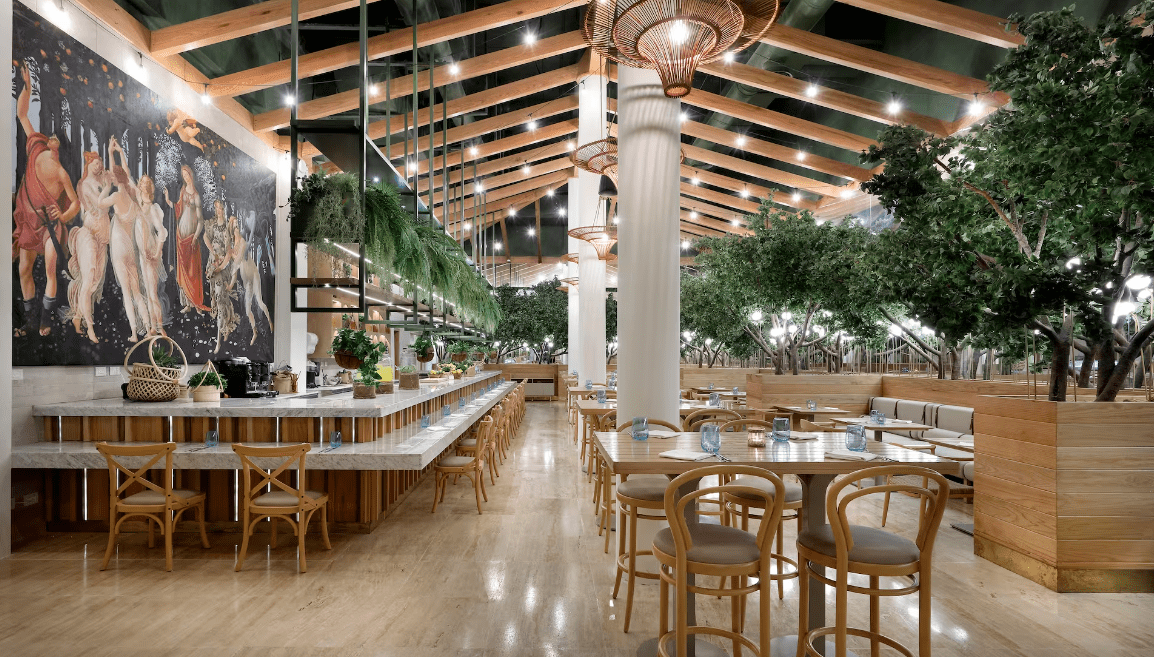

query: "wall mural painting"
left=11, top=3, right=276, bottom=366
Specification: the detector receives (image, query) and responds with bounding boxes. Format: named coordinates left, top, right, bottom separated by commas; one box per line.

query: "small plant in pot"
left=412, top=332, right=435, bottom=363
left=354, top=363, right=380, bottom=399
left=448, top=340, right=471, bottom=362
left=398, top=365, right=420, bottom=390
left=188, top=371, right=225, bottom=402
left=331, top=327, right=379, bottom=370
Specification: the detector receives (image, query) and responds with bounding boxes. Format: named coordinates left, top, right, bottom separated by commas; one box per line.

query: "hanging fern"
left=290, top=172, right=364, bottom=244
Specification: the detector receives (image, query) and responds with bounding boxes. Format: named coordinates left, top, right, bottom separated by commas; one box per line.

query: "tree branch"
left=879, top=307, right=940, bottom=356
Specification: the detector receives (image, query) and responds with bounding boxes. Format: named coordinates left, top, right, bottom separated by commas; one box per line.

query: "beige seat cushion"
left=654, top=523, right=761, bottom=565
left=457, top=438, right=478, bottom=447
left=935, top=405, right=973, bottom=434
left=726, top=476, right=803, bottom=503
left=122, top=489, right=200, bottom=506
left=880, top=432, right=932, bottom=450
left=799, top=525, right=920, bottom=565
left=961, top=461, right=975, bottom=481
left=868, top=397, right=898, bottom=417
left=617, top=476, right=669, bottom=502
left=438, top=455, right=474, bottom=468
left=933, top=447, right=974, bottom=461
left=252, top=490, right=325, bottom=507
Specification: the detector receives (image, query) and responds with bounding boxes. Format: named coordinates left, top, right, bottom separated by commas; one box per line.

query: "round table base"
left=636, top=636, right=730, bottom=657
left=769, top=635, right=862, bottom=657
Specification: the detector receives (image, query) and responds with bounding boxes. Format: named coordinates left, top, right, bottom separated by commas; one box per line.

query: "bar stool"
left=612, top=417, right=682, bottom=633
left=95, top=442, right=210, bottom=572
left=654, top=465, right=786, bottom=657
left=233, top=443, right=331, bottom=573
left=796, top=465, right=949, bottom=657
left=718, top=418, right=802, bottom=603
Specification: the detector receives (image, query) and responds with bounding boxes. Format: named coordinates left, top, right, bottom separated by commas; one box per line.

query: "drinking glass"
left=733, top=387, right=740, bottom=396
left=709, top=392, right=720, bottom=407
left=204, top=430, right=219, bottom=449
left=772, top=417, right=791, bottom=443
left=876, top=412, right=887, bottom=426
left=845, top=424, right=867, bottom=452
left=572, top=370, right=578, bottom=376
left=329, top=430, right=343, bottom=449
left=708, top=383, right=715, bottom=390
left=869, top=409, right=879, bottom=423
left=596, top=389, right=607, bottom=404
left=806, top=399, right=817, bottom=411
left=700, top=424, right=721, bottom=455
left=458, top=398, right=466, bottom=411
left=442, top=404, right=451, bottom=418
left=420, top=414, right=431, bottom=429
left=631, top=416, right=649, bottom=441
left=585, top=379, right=593, bottom=390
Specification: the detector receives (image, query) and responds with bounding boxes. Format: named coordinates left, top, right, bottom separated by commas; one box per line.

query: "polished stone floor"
left=1, top=400, right=1151, bottom=656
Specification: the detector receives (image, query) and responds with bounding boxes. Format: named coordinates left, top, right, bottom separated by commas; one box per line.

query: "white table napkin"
left=660, top=449, right=713, bottom=461
left=647, top=429, right=681, bottom=438
left=825, top=450, right=882, bottom=461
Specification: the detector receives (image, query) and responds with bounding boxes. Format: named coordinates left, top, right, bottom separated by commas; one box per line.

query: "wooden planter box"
left=973, top=396, right=1154, bottom=592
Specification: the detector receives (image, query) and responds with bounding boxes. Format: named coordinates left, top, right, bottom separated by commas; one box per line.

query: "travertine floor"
left=1, top=401, right=1151, bottom=656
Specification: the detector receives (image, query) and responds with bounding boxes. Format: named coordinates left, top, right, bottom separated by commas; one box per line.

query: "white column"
left=575, top=72, right=607, bottom=385
left=616, top=66, right=681, bottom=425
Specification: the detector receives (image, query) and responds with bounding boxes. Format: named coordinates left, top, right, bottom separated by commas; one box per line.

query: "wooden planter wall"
left=496, top=363, right=563, bottom=400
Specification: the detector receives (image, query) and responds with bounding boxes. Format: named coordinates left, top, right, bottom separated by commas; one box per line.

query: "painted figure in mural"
left=165, top=165, right=211, bottom=314
left=66, top=151, right=114, bottom=343
left=205, top=199, right=240, bottom=353
left=135, top=175, right=169, bottom=336
left=103, top=136, right=151, bottom=341
left=224, top=214, right=273, bottom=345
left=166, top=109, right=205, bottom=151
left=13, top=64, right=80, bottom=337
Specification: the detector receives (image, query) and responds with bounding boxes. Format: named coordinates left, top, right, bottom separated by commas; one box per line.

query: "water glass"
left=708, top=382, right=715, bottom=390
left=204, top=430, right=219, bottom=449
left=329, top=430, right=343, bottom=449
left=875, top=412, right=887, bottom=426
left=596, top=389, right=607, bottom=404
left=442, top=404, right=451, bottom=418
left=631, top=416, right=649, bottom=441
left=733, top=387, right=740, bottom=396
left=869, top=409, right=880, bottom=423
left=420, top=414, right=431, bottom=429
left=572, top=370, right=578, bottom=376
left=709, top=392, right=720, bottom=407
left=458, top=398, right=466, bottom=411
left=700, top=424, right=721, bottom=455
left=845, top=424, right=867, bottom=452
left=807, top=399, right=817, bottom=411
left=585, top=379, right=593, bottom=390
left=772, top=416, right=790, bottom=443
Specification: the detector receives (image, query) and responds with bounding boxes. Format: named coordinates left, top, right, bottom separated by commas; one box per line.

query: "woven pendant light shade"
left=584, top=0, right=782, bottom=98
left=572, top=138, right=619, bottom=182
left=558, top=276, right=581, bottom=292
left=568, top=225, right=619, bottom=260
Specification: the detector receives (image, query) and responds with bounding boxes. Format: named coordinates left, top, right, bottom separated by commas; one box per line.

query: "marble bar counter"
left=33, top=371, right=499, bottom=418
left=15, top=381, right=516, bottom=471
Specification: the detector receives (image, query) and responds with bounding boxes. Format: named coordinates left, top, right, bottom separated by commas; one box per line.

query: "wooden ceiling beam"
left=698, top=61, right=949, bottom=136
left=152, top=0, right=385, bottom=58
left=677, top=217, right=727, bottom=237
left=681, top=182, right=761, bottom=216
left=388, top=97, right=578, bottom=161
left=455, top=185, right=560, bottom=234
left=429, top=140, right=572, bottom=192
left=836, top=0, right=1024, bottom=49
left=411, top=119, right=577, bottom=177
left=254, top=32, right=583, bottom=132
left=432, top=156, right=572, bottom=207
left=683, top=89, right=877, bottom=153
left=682, top=143, right=844, bottom=199
left=450, top=169, right=573, bottom=216
left=680, top=165, right=820, bottom=212
left=681, top=120, right=871, bottom=182
left=761, top=24, right=1009, bottom=103
left=208, top=0, right=586, bottom=97
left=678, top=203, right=753, bottom=235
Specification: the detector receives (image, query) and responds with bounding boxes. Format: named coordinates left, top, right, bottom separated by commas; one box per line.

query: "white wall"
left=2, top=0, right=291, bottom=556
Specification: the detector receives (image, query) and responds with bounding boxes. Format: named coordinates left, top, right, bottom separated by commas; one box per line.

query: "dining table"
left=593, top=429, right=958, bottom=657
left=830, top=416, right=933, bottom=442
left=774, top=405, right=853, bottom=429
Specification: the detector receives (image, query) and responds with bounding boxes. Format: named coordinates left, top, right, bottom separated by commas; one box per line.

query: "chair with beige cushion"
left=612, top=417, right=681, bottom=633
left=233, top=443, right=330, bottom=573
left=433, top=415, right=494, bottom=515
left=96, top=442, right=210, bottom=572
left=457, top=402, right=503, bottom=483
left=796, top=465, right=950, bottom=657
left=654, top=465, right=786, bottom=657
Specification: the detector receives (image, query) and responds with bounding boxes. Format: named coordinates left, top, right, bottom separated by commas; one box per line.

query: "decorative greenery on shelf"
left=439, top=362, right=457, bottom=373
left=188, top=372, right=224, bottom=389
left=448, top=341, right=471, bottom=354
left=151, top=345, right=179, bottom=370
left=411, top=332, right=435, bottom=355
left=331, top=327, right=387, bottom=384
left=397, top=365, right=416, bottom=374
left=290, top=173, right=500, bottom=332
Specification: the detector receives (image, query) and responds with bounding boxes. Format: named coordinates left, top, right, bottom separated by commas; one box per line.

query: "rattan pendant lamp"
left=583, top=0, right=782, bottom=98
left=569, top=197, right=619, bottom=261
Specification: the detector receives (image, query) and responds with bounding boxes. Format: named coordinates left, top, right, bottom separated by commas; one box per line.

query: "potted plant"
left=412, top=332, right=435, bottom=363
left=397, top=365, right=419, bottom=390
left=448, top=340, right=471, bottom=362
left=188, top=371, right=225, bottom=402
left=470, top=343, right=487, bottom=361
left=461, top=359, right=476, bottom=376
left=354, top=363, right=379, bottom=399
left=331, top=327, right=373, bottom=370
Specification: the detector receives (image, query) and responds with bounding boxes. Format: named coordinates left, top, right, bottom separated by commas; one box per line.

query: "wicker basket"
left=124, top=336, right=187, bottom=402
left=190, top=360, right=224, bottom=403
left=451, top=352, right=467, bottom=362
left=415, top=347, right=434, bottom=363
left=334, top=350, right=363, bottom=369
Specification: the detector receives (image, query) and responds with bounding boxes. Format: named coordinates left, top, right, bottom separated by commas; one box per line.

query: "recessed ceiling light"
left=284, top=94, right=295, bottom=107
left=469, top=146, right=479, bottom=156
left=567, top=141, right=575, bottom=151
left=690, top=176, right=700, bottom=185
left=968, top=100, right=986, bottom=116
left=546, top=189, right=554, bottom=197
left=796, top=151, right=807, bottom=161
left=559, top=208, right=566, bottom=217
left=474, top=182, right=484, bottom=193
left=731, top=218, right=740, bottom=225
left=522, top=164, right=531, bottom=174
left=612, top=216, right=619, bottom=224
left=463, top=222, right=472, bottom=231
left=791, top=192, right=801, bottom=202
left=680, top=112, right=688, bottom=123
left=805, top=84, right=818, bottom=98
left=739, top=189, right=749, bottom=198
left=735, top=135, right=746, bottom=147
left=449, top=62, right=460, bottom=75
left=689, top=211, right=698, bottom=219
left=527, top=227, right=535, bottom=235
left=509, top=208, right=518, bottom=217
left=527, top=120, right=537, bottom=131
left=722, top=51, right=734, bottom=63
left=887, top=99, right=902, bottom=115
left=524, top=32, right=536, bottom=45
left=681, top=240, right=690, bottom=249
left=841, top=188, right=855, bottom=199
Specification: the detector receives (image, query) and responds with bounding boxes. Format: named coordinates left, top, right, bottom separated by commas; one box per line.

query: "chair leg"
left=164, top=511, right=174, bottom=572
left=270, top=516, right=278, bottom=549
left=659, top=568, right=669, bottom=638
left=100, top=512, right=118, bottom=571
left=759, top=566, right=772, bottom=657
left=919, top=567, right=932, bottom=657
left=881, top=475, right=892, bottom=527
left=474, top=472, right=484, bottom=515
left=612, top=502, right=626, bottom=600
left=731, top=575, right=742, bottom=657
left=623, top=506, right=638, bottom=633
left=297, top=512, right=308, bottom=573
left=147, top=518, right=155, bottom=549
left=835, top=570, right=849, bottom=657
left=796, top=557, right=809, bottom=657
left=197, top=503, right=211, bottom=549
left=431, top=473, right=443, bottom=513
left=320, top=503, right=332, bottom=550
left=870, top=575, right=880, bottom=657
left=235, top=513, right=253, bottom=572
left=675, top=568, right=689, bottom=657
left=777, top=519, right=786, bottom=600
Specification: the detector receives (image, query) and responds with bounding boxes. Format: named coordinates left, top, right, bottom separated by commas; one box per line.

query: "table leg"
left=872, top=428, right=883, bottom=441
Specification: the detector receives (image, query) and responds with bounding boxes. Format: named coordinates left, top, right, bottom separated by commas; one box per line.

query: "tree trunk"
left=1096, top=336, right=1116, bottom=397
left=937, top=333, right=949, bottom=379
left=1078, top=347, right=1095, bottom=388
left=1097, top=319, right=1154, bottom=401
left=949, top=345, right=961, bottom=380
left=1048, top=337, right=1070, bottom=401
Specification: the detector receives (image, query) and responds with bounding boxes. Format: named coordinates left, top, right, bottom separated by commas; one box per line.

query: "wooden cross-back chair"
left=682, top=408, right=743, bottom=431
left=96, top=442, right=210, bottom=572
left=232, top=443, right=330, bottom=573
left=433, top=416, right=494, bottom=514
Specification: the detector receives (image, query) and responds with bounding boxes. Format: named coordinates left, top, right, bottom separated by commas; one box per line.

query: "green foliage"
left=397, top=365, right=416, bottom=374
left=150, top=344, right=178, bottom=370
left=448, top=340, right=471, bottom=354
left=411, top=332, right=434, bottom=355
left=606, top=293, right=618, bottom=344
left=492, top=278, right=569, bottom=362
left=188, top=372, right=224, bottom=389
left=291, top=173, right=364, bottom=243
left=332, top=328, right=387, bottom=384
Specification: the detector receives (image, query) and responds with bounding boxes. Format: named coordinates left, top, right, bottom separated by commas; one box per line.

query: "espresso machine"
left=215, top=359, right=277, bottom=398
left=306, top=361, right=321, bottom=388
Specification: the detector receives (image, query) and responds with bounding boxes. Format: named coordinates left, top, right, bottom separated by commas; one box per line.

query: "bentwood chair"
left=96, top=442, right=210, bottom=572
left=593, top=410, right=618, bottom=538
left=717, top=419, right=802, bottom=603
left=654, top=465, right=786, bottom=657
left=233, top=443, right=331, bottom=573
left=458, top=403, right=503, bottom=484
left=433, top=416, right=494, bottom=514
left=611, top=417, right=681, bottom=632
left=796, top=466, right=949, bottom=657
left=682, top=408, right=743, bottom=431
